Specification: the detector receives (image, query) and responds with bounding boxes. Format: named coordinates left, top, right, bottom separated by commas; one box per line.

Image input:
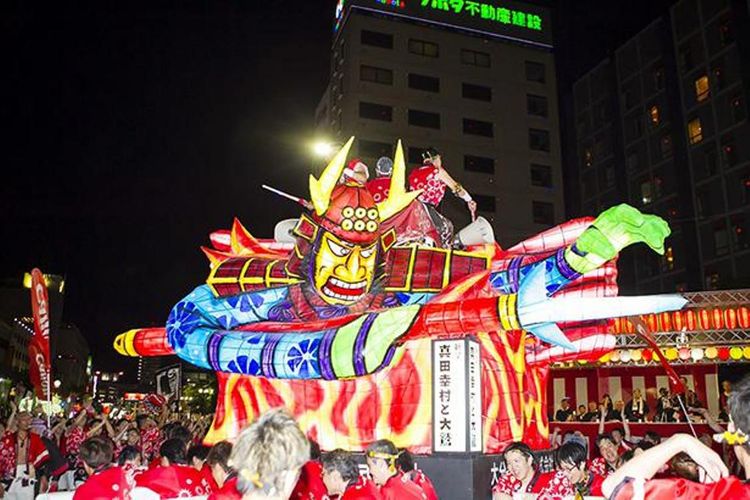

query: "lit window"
left=664, top=246, right=674, bottom=271
left=649, top=105, right=660, bottom=126
left=688, top=118, right=703, bottom=145
left=583, top=149, right=593, bottom=167
left=695, top=76, right=710, bottom=102
left=640, top=180, right=653, bottom=205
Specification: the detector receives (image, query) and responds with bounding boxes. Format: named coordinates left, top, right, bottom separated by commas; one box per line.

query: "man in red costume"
left=602, top=374, right=750, bottom=499
left=135, top=438, right=213, bottom=498
left=322, top=449, right=380, bottom=499
left=206, top=441, right=241, bottom=500
left=0, top=411, right=49, bottom=498
left=555, top=442, right=605, bottom=497
left=590, top=433, right=622, bottom=477
left=396, top=449, right=437, bottom=500
left=290, top=439, right=327, bottom=499
left=366, top=156, right=392, bottom=203
left=73, top=437, right=133, bottom=500
left=492, top=442, right=572, bottom=500
left=365, top=440, right=425, bottom=500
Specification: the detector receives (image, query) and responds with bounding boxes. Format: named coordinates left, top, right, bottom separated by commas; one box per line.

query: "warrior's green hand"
left=565, top=204, right=671, bottom=274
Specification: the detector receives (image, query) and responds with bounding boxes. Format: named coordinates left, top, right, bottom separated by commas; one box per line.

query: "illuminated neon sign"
left=334, top=0, right=550, bottom=47
left=419, top=0, right=542, bottom=31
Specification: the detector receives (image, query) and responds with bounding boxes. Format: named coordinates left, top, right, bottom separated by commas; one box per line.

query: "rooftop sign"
left=334, top=0, right=552, bottom=48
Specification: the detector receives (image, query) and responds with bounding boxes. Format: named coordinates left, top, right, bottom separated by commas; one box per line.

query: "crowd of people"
left=492, top=375, right=750, bottom=499
left=0, top=385, right=440, bottom=499
left=553, top=378, right=713, bottom=424
left=0, top=373, right=747, bottom=499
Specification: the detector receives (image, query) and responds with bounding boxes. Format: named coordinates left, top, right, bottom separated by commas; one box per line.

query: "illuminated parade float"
left=113, top=139, right=689, bottom=496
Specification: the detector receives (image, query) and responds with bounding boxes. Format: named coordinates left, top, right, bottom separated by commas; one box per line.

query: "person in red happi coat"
left=73, top=437, right=133, bottom=500
left=322, top=449, right=380, bottom=499
left=135, top=437, right=212, bottom=498
left=206, top=441, right=241, bottom=500
left=365, top=440, right=425, bottom=500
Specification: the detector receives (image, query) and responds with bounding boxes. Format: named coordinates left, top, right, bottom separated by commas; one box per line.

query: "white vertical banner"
left=467, top=339, right=482, bottom=452
left=432, top=338, right=482, bottom=453
left=553, top=378, right=565, bottom=408
left=433, top=339, right=466, bottom=452
left=608, top=376, right=622, bottom=404
left=575, top=377, right=587, bottom=408
left=706, top=373, right=719, bottom=416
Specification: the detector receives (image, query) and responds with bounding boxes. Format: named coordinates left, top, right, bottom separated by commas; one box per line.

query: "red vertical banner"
left=29, top=268, right=52, bottom=400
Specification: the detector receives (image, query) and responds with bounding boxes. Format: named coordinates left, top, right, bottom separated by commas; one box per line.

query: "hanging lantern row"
left=612, top=306, right=750, bottom=334
left=597, top=346, right=750, bottom=364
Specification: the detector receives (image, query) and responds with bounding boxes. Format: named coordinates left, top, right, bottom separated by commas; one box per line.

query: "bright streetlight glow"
left=312, top=141, right=334, bottom=158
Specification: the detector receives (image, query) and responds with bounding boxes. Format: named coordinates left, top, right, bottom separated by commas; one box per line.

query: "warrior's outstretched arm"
left=489, top=204, right=670, bottom=296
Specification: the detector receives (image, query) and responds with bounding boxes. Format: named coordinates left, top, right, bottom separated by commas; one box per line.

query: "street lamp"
left=312, top=141, right=335, bottom=159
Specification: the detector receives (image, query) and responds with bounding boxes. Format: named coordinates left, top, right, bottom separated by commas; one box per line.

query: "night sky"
left=2, top=0, right=675, bottom=375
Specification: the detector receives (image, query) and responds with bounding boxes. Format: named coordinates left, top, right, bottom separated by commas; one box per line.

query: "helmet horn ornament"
left=309, top=136, right=355, bottom=216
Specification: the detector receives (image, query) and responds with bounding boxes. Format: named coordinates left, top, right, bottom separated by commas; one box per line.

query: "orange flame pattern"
left=206, top=330, right=549, bottom=453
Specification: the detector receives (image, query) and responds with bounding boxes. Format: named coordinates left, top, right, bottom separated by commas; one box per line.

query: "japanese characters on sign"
left=468, top=340, right=482, bottom=452
left=335, top=0, right=550, bottom=46
left=433, top=338, right=483, bottom=452
left=419, top=0, right=542, bottom=31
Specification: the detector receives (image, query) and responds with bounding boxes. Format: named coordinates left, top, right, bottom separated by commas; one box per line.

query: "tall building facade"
left=316, top=0, right=564, bottom=248
left=570, top=0, right=750, bottom=293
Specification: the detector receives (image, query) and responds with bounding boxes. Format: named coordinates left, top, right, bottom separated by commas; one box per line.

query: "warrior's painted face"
left=313, top=230, right=378, bottom=305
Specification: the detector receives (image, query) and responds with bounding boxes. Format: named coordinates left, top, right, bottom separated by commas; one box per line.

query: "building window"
left=532, top=201, right=555, bottom=225
left=359, top=102, right=392, bottom=122
left=705, top=271, right=720, bottom=290
left=719, top=20, right=733, bottom=47
left=525, top=61, right=545, bottom=83
left=527, top=94, right=548, bottom=117
left=704, top=149, right=718, bottom=177
left=462, top=83, right=492, bottom=101
left=474, top=194, right=496, bottom=213
left=731, top=96, right=745, bottom=124
left=649, top=105, right=660, bottom=126
left=530, top=164, right=552, bottom=188
left=663, top=246, right=675, bottom=271
left=360, top=65, right=393, bottom=85
left=660, top=135, right=673, bottom=158
left=464, top=155, right=495, bottom=174
left=688, top=118, right=703, bottom=144
left=603, top=164, right=616, bottom=188
left=626, top=152, right=639, bottom=173
left=407, top=147, right=425, bottom=165
left=583, top=149, right=593, bottom=167
left=733, top=217, right=748, bottom=250
left=461, top=49, right=490, bottom=67
left=360, top=29, right=393, bottom=49
left=529, top=129, right=550, bottom=152
left=408, top=38, right=439, bottom=57
left=654, top=67, right=665, bottom=91
left=679, top=46, right=693, bottom=73
left=711, top=69, right=725, bottom=94
left=358, top=139, right=391, bottom=159
left=408, top=109, right=440, bottom=129
left=463, top=118, right=493, bottom=137
left=721, top=142, right=737, bottom=167
left=408, top=73, right=440, bottom=93
left=695, top=75, right=710, bottom=102
left=640, top=179, right=654, bottom=205
left=714, top=225, right=729, bottom=256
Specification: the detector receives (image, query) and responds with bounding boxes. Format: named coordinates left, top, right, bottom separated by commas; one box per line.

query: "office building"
left=316, top=0, right=563, bottom=247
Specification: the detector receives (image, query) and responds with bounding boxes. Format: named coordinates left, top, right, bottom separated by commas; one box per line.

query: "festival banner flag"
left=29, top=268, right=52, bottom=400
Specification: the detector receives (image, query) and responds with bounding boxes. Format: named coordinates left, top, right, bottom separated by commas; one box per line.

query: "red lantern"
left=725, top=308, right=738, bottom=330
left=684, top=310, right=697, bottom=331
left=698, top=309, right=711, bottom=330
left=672, top=311, right=684, bottom=331
left=660, top=312, right=673, bottom=332
left=711, top=308, right=724, bottom=329
left=718, top=347, right=730, bottom=361
left=738, top=307, right=750, bottom=329
left=642, top=349, right=653, bottom=361
left=646, top=314, right=658, bottom=332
